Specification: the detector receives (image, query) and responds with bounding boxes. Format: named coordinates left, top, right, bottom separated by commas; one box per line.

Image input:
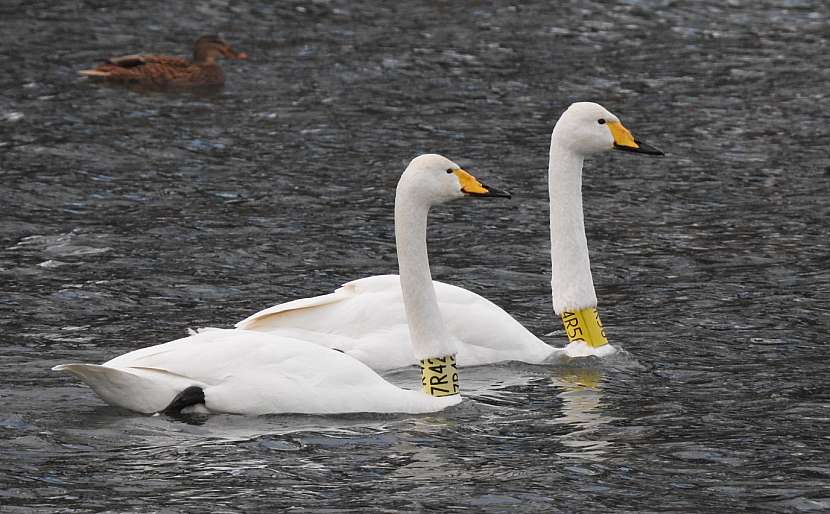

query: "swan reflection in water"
left=552, top=368, right=618, bottom=461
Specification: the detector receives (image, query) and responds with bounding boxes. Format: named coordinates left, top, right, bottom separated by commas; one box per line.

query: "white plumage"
left=236, top=274, right=562, bottom=370
left=236, top=102, right=661, bottom=370
left=54, top=328, right=458, bottom=415
left=53, top=154, right=509, bottom=415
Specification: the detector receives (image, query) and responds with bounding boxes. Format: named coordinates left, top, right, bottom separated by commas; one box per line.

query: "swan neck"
left=394, top=191, right=457, bottom=360
left=548, top=139, right=598, bottom=313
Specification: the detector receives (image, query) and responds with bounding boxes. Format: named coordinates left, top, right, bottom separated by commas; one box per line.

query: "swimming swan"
left=52, top=154, right=510, bottom=415
left=236, top=102, right=663, bottom=371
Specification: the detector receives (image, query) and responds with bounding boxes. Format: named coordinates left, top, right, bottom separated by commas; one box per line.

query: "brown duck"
left=80, top=35, right=248, bottom=88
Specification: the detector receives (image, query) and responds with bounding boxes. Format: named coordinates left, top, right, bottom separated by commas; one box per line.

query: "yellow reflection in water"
left=552, top=368, right=617, bottom=461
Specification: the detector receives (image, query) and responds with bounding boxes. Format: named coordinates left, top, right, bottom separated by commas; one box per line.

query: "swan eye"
left=597, top=118, right=606, bottom=125
left=446, top=168, right=454, bottom=174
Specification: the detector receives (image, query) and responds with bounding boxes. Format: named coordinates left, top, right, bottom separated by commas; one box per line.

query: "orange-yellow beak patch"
left=453, top=169, right=490, bottom=195
left=607, top=121, right=639, bottom=149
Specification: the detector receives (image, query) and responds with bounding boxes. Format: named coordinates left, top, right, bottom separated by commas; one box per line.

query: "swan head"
left=399, top=154, right=511, bottom=205
left=553, top=102, right=664, bottom=157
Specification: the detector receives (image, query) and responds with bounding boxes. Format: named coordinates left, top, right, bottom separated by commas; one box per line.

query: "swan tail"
left=52, top=363, right=184, bottom=414
left=161, top=385, right=206, bottom=416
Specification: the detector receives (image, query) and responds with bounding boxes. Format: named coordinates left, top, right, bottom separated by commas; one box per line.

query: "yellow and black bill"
left=453, top=169, right=512, bottom=198
left=608, top=121, right=664, bottom=156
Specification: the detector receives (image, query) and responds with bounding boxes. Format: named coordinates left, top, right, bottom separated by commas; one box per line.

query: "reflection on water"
left=387, top=435, right=454, bottom=483
left=552, top=368, right=617, bottom=461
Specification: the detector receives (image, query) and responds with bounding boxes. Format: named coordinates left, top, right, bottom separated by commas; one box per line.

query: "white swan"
left=52, top=154, right=510, bottom=415
left=236, top=102, right=663, bottom=371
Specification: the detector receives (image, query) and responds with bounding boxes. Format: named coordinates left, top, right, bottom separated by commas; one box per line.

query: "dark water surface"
left=1, top=0, right=829, bottom=511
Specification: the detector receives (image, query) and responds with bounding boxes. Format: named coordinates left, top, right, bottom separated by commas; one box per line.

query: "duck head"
left=193, top=35, right=248, bottom=64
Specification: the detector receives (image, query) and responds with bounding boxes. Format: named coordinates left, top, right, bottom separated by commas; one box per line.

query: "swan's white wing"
left=236, top=275, right=558, bottom=370
left=54, top=328, right=459, bottom=415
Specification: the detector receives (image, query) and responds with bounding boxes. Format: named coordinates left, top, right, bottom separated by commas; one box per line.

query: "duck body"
left=236, top=274, right=563, bottom=371
left=82, top=56, right=226, bottom=88
left=54, top=328, right=458, bottom=415
left=79, top=35, right=247, bottom=88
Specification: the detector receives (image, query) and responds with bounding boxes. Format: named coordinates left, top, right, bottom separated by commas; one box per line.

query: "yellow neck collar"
left=420, top=355, right=459, bottom=397
left=560, top=307, right=608, bottom=348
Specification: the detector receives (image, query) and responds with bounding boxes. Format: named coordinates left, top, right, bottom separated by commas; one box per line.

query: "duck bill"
left=608, top=121, right=664, bottom=156
left=454, top=169, right=512, bottom=198
left=224, top=47, right=248, bottom=60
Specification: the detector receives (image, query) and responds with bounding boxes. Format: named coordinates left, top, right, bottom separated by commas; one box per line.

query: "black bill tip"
left=470, top=183, right=512, bottom=199
left=614, top=139, right=665, bottom=156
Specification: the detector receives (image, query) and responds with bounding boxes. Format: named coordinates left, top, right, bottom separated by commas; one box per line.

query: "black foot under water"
left=161, top=386, right=205, bottom=416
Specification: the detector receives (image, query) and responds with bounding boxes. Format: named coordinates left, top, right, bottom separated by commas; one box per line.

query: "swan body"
left=54, top=328, right=457, bottom=415
left=237, top=102, right=662, bottom=370
left=53, top=154, right=508, bottom=415
left=237, top=274, right=571, bottom=371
